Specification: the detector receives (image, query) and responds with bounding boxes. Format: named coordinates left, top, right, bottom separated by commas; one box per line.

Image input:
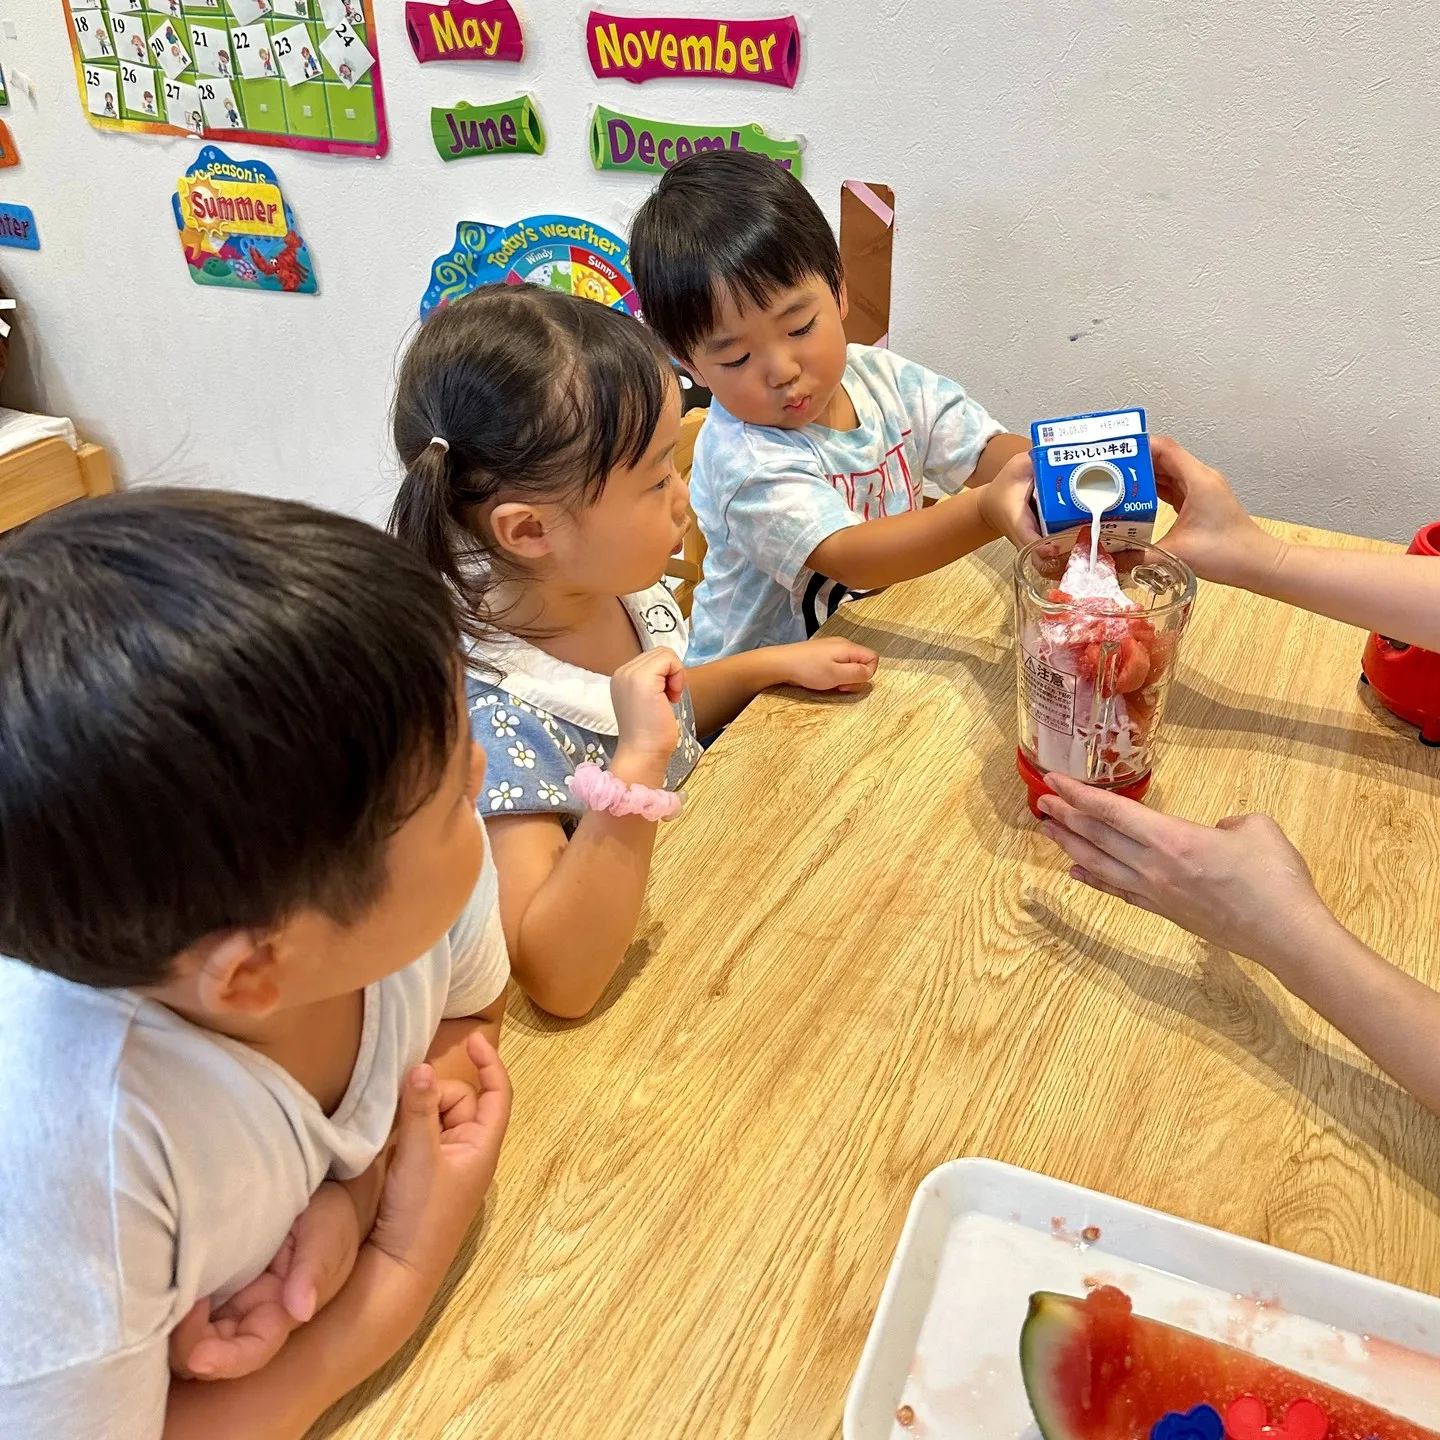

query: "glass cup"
left=1014, top=530, right=1197, bottom=817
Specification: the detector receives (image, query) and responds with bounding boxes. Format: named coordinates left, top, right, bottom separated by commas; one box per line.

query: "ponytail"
left=388, top=284, right=672, bottom=647
left=388, top=438, right=466, bottom=602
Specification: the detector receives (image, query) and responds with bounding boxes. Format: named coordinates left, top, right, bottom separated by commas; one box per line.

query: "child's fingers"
left=830, top=661, right=878, bottom=689
left=1011, top=492, right=1042, bottom=546
left=465, top=1031, right=514, bottom=1135
left=823, top=641, right=878, bottom=666
left=436, top=1077, right=480, bottom=1129
left=391, top=1065, right=442, bottom=1172
left=184, top=1305, right=291, bottom=1380
left=629, top=646, right=686, bottom=702
left=168, top=1298, right=215, bottom=1378
left=281, top=1191, right=357, bottom=1324
left=1039, top=819, right=1146, bottom=894
left=281, top=1264, right=319, bottom=1328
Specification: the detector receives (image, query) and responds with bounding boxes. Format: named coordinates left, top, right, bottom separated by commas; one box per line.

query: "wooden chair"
left=0, top=437, right=114, bottom=534
left=665, top=406, right=708, bottom=618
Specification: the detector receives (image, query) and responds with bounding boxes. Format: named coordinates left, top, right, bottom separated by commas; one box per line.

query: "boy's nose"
left=767, top=356, right=802, bottom=389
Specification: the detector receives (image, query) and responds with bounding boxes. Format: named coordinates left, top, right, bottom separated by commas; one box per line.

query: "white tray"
left=844, top=1158, right=1440, bottom=1440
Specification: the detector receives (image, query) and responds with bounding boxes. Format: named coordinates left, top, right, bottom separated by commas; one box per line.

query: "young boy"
left=0, top=492, right=510, bottom=1439
left=1039, top=436, right=1440, bottom=1114
left=630, top=149, right=1039, bottom=664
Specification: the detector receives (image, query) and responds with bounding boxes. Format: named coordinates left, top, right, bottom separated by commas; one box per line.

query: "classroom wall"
left=2, top=0, right=1435, bottom=540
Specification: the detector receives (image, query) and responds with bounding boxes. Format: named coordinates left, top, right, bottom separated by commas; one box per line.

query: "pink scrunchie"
left=570, top=760, right=685, bottom=822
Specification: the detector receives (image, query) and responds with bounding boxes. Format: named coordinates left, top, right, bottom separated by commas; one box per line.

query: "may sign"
left=406, top=0, right=524, bottom=63
left=586, top=11, right=800, bottom=87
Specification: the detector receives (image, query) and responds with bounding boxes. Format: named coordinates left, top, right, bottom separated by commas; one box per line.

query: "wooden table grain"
left=319, top=517, right=1440, bottom=1440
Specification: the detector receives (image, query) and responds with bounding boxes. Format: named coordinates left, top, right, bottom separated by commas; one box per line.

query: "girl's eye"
left=718, top=353, right=750, bottom=370
left=653, top=474, right=670, bottom=491
left=789, top=317, right=817, bottom=338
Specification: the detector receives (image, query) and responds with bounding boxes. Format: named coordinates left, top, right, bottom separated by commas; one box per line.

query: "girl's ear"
left=489, top=501, right=554, bottom=562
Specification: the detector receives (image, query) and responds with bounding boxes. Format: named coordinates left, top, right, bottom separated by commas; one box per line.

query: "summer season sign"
left=585, top=10, right=800, bottom=87
left=590, top=105, right=800, bottom=175
left=420, top=215, right=637, bottom=320
left=173, top=146, right=316, bottom=293
left=62, top=0, right=389, bottom=158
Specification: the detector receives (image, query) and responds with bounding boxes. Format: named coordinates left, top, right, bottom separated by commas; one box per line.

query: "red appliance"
left=1360, top=521, right=1440, bottom=746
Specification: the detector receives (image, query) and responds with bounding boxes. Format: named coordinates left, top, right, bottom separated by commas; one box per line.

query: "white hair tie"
left=429, top=435, right=450, bottom=454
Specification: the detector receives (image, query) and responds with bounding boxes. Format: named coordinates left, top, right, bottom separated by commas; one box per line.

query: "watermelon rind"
left=1019, top=1291, right=1088, bottom=1440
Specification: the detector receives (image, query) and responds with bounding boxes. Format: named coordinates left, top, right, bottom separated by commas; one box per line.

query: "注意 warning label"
left=1022, top=652, right=1076, bottom=733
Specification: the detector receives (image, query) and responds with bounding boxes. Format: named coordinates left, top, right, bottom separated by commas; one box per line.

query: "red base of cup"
left=1017, top=748, right=1152, bottom=820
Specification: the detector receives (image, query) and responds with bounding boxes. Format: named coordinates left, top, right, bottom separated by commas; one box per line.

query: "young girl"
left=390, top=285, right=879, bottom=1019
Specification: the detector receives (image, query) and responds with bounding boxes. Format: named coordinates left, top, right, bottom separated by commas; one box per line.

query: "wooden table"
left=320, top=518, right=1440, bottom=1440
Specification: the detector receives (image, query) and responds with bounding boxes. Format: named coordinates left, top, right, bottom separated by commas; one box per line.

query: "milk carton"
left=1030, top=408, right=1158, bottom=542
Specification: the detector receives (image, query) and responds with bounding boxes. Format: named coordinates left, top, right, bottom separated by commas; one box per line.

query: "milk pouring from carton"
left=1030, top=409, right=1159, bottom=545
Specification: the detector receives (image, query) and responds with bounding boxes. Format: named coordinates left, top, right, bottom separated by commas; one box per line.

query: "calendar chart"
left=63, top=0, right=387, bottom=157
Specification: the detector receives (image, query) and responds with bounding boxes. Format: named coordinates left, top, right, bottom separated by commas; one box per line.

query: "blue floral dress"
left=466, top=585, right=703, bottom=834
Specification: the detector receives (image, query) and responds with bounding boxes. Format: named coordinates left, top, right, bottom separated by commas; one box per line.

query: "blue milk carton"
left=1030, top=408, right=1158, bottom=542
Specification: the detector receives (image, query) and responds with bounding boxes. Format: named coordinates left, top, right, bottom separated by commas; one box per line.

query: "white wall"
left=2, top=0, right=1436, bottom=540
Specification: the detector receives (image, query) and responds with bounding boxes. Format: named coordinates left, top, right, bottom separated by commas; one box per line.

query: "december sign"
left=590, top=105, right=801, bottom=175
left=586, top=11, right=800, bottom=87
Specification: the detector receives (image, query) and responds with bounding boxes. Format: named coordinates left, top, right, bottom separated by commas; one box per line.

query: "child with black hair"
left=390, top=284, right=878, bottom=1020
left=0, top=492, right=510, bottom=1439
left=630, top=149, right=1040, bottom=663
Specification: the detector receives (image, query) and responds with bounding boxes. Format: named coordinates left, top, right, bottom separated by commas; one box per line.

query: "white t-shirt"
left=0, top=847, right=509, bottom=1440
left=687, top=343, right=1004, bottom=663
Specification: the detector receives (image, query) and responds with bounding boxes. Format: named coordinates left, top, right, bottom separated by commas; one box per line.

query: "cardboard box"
left=1030, top=408, right=1158, bottom=541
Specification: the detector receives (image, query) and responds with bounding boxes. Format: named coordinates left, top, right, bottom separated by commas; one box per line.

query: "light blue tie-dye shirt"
left=686, top=343, right=1005, bottom=663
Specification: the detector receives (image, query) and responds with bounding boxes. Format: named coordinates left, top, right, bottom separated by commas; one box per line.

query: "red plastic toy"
left=1360, top=521, right=1440, bottom=746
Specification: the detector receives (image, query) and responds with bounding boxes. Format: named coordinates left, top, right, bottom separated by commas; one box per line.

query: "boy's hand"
left=976, top=450, right=1042, bottom=549
left=367, top=1033, right=512, bottom=1288
left=774, top=637, right=879, bottom=694
left=169, top=1181, right=361, bottom=1381
left=1035, top=771, right=1331, bottom=974
left=610, top=647, right=684, bottom=782
left=1150, top=436, right=1286, bottom=589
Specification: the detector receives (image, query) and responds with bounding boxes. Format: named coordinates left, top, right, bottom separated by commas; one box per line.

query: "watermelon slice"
left=1020, top=1286, right=1440, bottom=1440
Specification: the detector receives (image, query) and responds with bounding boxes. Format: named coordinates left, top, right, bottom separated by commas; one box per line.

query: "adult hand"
left=1035, top=771, right=1330, bottom=969
left=1149, top=436, right=1286, bottom=589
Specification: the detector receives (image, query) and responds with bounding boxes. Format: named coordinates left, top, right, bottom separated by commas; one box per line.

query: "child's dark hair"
left=390, top=284, right=673, bottom=643
left=0, top=490, right=461, bottom=989
left=630, top=149, right=844, bottom=362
